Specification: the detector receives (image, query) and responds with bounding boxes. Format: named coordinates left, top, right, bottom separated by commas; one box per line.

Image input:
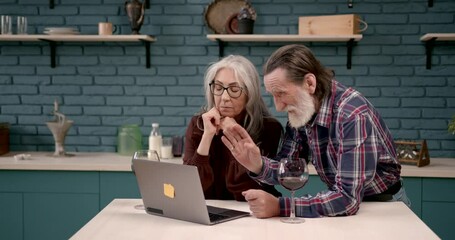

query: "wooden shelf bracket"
left=140, top=40, right=151, bottom=68
left=216, top=39, right=225, bottom=58
left=425, top=37, right=436, bottom=70
left=347, top=38, right=355, bottom=69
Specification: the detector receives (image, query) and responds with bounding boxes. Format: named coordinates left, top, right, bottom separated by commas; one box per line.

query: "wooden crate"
left=298, top=14, right=361, bottom=35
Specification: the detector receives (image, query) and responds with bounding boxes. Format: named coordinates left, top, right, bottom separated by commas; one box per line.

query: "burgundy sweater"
left=183, top=115, right=283, bottom=201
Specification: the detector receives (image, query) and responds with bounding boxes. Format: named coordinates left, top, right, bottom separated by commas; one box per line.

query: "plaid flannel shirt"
left=253, top=80, right=401, bottom=218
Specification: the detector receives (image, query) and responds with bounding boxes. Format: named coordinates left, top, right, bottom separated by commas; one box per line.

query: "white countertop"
left=0, top=151, right=454, bottom=178
left=0, top=151, right=181, bottom=171
left=70, top=199, right=439, bottom=240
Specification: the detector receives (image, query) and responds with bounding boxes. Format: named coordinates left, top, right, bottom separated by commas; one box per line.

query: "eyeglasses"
left=209, top=81, right=244, bottom=98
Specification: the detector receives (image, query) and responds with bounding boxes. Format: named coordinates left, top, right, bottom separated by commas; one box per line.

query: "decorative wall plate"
left=204, top=0, right=252, bottom=34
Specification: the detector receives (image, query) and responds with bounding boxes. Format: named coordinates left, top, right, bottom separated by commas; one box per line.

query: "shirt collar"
left=307, top=80, right=337, bottom=129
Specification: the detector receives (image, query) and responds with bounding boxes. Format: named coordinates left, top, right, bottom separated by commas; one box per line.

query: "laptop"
left=132, top=158, right=250, bottom=225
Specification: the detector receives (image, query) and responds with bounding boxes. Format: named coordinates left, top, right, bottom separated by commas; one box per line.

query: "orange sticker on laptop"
left=163, top=183, right=175, bottom=198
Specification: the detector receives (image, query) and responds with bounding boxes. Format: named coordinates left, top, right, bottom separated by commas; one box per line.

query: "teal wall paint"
left=0, top=0, right=454, bottom=157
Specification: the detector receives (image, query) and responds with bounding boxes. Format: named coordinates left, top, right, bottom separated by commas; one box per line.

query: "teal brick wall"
left=1, top=0, right=454, bottom=157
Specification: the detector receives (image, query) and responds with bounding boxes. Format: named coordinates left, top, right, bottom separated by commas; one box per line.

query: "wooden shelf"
left=0, top=34, right=156, bottom=68
left=420, top=33, right=455, bottom=69
left=207, top=34, right=362, bottom=42
left=49, top=0, right=150, bottom=9
left=0, top=34, right=155, bottom=42
left=420, top=33, right=455, bottom=42
left=207, top=34, right=363, bottom=69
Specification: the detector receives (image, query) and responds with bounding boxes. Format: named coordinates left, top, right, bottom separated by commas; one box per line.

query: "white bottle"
left=149, top=123, right=162, bottom=158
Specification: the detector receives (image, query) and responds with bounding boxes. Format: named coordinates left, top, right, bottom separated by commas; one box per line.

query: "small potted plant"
left=237, top=7, right=256, bottom=34
left=449, top=115, right=455, bottom=135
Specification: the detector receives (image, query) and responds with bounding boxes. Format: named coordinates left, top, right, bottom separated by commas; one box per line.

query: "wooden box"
left=395, top=140, right=430, bottom=167
left=298, top=14, right=361, bottom=35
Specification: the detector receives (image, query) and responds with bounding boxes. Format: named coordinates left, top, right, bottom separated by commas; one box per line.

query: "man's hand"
left=221, top=124, right=263, bottom=174
left=242, top=189, right=280, bottom=218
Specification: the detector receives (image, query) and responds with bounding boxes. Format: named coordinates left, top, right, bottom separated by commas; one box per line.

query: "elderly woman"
left=183, top=55, right=283, bottom=201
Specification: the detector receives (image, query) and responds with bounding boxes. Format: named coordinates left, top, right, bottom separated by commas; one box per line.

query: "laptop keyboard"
left=208, top=212, right=230, bottom=222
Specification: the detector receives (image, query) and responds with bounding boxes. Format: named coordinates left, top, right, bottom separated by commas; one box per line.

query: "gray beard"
left=287, top=97, right=316, bottom=128
left=288, top=110, right=314, bottom=128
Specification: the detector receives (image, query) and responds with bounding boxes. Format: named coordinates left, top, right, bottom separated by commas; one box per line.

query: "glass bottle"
left=149, top=123, right=162, bottom=158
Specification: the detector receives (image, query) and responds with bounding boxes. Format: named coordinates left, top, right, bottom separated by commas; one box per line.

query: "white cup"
left=1, top=15, right=12, bottom=35
left=98, top=22, right=116, bottom=35
left=17, top=16, right=27, bottom=35
left=161, top=137, right=173, bottom=159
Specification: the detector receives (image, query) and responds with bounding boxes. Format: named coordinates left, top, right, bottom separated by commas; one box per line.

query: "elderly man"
left=221, top=44, right=410, bottom=218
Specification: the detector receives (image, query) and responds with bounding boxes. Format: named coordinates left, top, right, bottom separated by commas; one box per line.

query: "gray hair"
left=202, top=55, right=272, bottom=142
left=264, top=44, right=333, bottom=104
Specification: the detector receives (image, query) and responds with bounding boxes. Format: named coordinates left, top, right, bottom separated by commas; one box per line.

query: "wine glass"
left=132, top=150, right=159, bottom=210
left=278, top=158, right=309, bottom=223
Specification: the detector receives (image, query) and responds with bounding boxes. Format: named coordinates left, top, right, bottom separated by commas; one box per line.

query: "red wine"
left=279, top=177, right=307, bottom=191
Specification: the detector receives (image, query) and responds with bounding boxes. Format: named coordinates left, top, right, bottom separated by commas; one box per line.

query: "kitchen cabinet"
left=1, top=170, right=453, bottom=239
left=1, top=155, right=454, bottom=239
left=24, top=193, right=98, bottom=240
left=0, top=193, right=23, bottom=240
left=100, top=172, right=140, bottom=209
left=421, top=178, right=455, bottom=240
left=207, top=34, right=363, bottom=69
left=0, top=169, right=141, bottom=240
left=0, top=170, right=100, bottom=240
left=402, top=177, right=423, bottom=217
left=0, top=35, right=156, bottom=68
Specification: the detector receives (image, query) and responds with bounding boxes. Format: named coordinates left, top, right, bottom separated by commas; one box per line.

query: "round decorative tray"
left=204, top=0, right=253, bottom=34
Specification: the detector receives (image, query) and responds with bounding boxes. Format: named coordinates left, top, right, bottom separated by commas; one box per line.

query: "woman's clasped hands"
left=201, top=107, right=237, bottom=136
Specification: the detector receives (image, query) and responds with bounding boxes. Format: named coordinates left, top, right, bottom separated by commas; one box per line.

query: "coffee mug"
left=98, top=22, right=117, bottom=35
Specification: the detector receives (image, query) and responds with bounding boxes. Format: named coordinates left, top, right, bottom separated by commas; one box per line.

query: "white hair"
left=201, top=55, right=273, bottom=141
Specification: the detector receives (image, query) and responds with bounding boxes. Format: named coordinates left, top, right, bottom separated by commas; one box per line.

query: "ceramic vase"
left=125, top=0, right=145, bottom=34
left=47, top=120, right=73, bottom=157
